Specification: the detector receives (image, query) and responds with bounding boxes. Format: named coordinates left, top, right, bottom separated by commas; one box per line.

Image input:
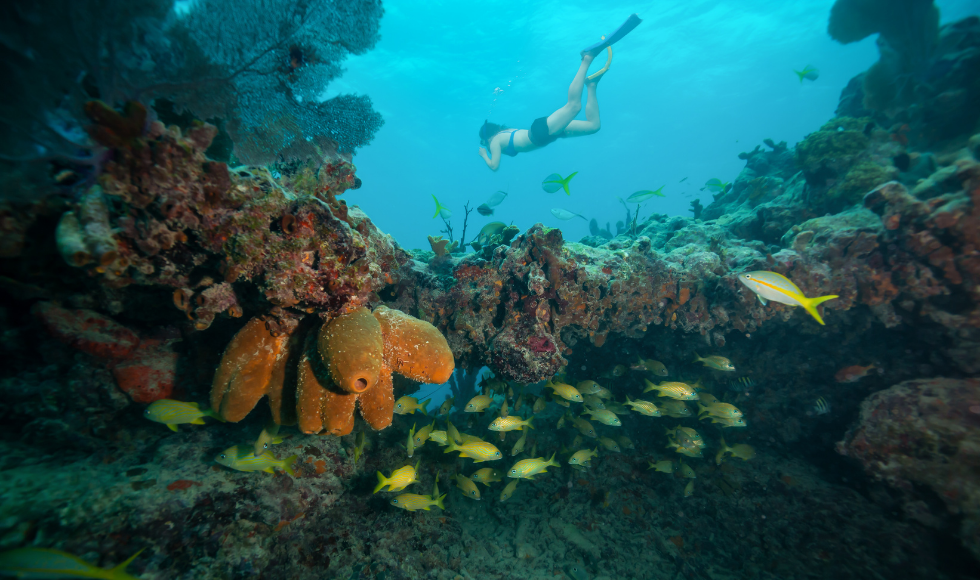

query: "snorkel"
left=479, top=119, right=492, bottom=147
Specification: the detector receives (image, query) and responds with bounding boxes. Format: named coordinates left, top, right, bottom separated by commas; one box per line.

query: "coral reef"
left=837, top=378, right=980, bottom=560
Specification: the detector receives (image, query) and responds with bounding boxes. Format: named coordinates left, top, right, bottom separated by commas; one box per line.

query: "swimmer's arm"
left=479, top=141, right=501, bottom=171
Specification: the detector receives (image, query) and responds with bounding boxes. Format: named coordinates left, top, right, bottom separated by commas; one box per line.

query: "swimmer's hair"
left=479, top=120, right=509, bottom=144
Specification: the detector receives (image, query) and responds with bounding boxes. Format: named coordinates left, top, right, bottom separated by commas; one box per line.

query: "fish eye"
left=392, top=499, right=399, bottom=503
left=219, top=454, right=226, bottom=459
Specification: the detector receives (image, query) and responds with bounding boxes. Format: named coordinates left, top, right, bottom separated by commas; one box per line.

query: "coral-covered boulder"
left=837, top=378, right=980, bottom=559
left=111, top=338, right=180, bottom=403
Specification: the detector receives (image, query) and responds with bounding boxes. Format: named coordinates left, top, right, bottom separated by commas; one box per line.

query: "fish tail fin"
left=526, top=416, right=534, bottom=429
left=562, top=172, right=578, bottom=195
left=547, top=451, right=559, bottom=467
left=203, top=408, right=226, bottom=422
left=692, top=352, right=702, bottom=363
left=373, top=472, right=388, bottom=493
left=794, top=69, right=805, bottom=83
left=110, top=548, right=146, bottom=575
left=800, top=294, right=838, bottom=325
left=444, top=441, right=459, bottom=454
left=434, top=493, right=447, bottom=510
left=167, top=424, right=179, bottom=432
left=419, top=399, right=430, bottom=415
left=282, top=454, right=298, bottom=477
left=191, top=418, right=205, bottom=425
left=696, top=402, right=708, bottom=417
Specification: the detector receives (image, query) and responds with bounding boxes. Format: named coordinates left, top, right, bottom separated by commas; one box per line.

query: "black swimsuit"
left=528, top=116, right=565, bottom=147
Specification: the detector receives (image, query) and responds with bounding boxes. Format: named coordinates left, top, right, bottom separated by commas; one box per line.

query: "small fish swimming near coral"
left=698, top=401, right=743, bottom=419
left=477, top=190, right=508, bottom=216
left=632, top=357, right=669, bottom=376
left=738, top=271, right=838, bottom=325
left=394, top=396, right=429, bottom=415
left=547, top=379, right=584, bottom=402
left=407, top=424, right=417, bottom=458
left=429, top=430, right=449, bottom=446
left=835, top=364, right=875, bottom=383
left=533, top=395, right=547, bottom=414
left=648, top=459, right=674, bottom=473
left=551, top=208, right=587, bottom=221
left=704, top=178, right=730, bottom=193
left=692, top=353, right=736, bottom=371
left=215, top=446, right=298, bottom=476
left=0, top=547, right=145, bottom=580
left=617, top=435, right=635, bottom=450
left=432, top=473, right=440, bottom=498
left=697, top=392, right=719, bottom=406
left=353, top=430, right=368, bottom=464
left=414, top=420, right=437, bottom=447
left=542, top=171, right=578, bottom=195
left=374, top=460, right=421, bottom=493
left=253, top=422, right=284, bottom=456
left=584, top=408, right=621, bottom=426
left=794, top=64, right=820, bottom=83
left=447, top=421, right=464, bottom=445
left=715, top=437, right=756, bottom=465
left=659, top=399, right=693, bottom=418
left=475, top=221, right=508, bottom=246
left=439, top=396, right=455, bottom=416
left=684, top=480, right=695, bottom=497
left=572, top=416, right=597, bottom=438
left=499, top=397, right=510, bottom=418
left=583, top=395, right=605, bottom=410
left=511, top=426, right=529, bottom=456
left=390, top=493, right=446, bottom=512
left=455, top=473, right=481, bottom=500
left=500, top=478, right=519, bottom=501
left=643, top=379, right=699, bottom=400
left=144, top=399, right=224, bottom=432
left=568, top=447, right=599, bottom=467
left=709, top=416, right=748, bottom=428
left=444, top=440, right=503, bottom=463
left=679, top=461, right=696, bottom=479
left=508, top=452, right=560, bottom=480
left=470, top=467, right=504, bottom=486
left=576, top=380, right=603, bottom=395
left=432, top=194, right=452, bottom=219
left=812, top=397, right=831, bottom=416
left=729, top=377, right=756, bottom=391
left=598, top=437, right=621, bottom=452
left=464, top=394, right=493, bottom=413
left=489, top=415, right=534, bottom=432
left=626, top=186, right=666, bottom=203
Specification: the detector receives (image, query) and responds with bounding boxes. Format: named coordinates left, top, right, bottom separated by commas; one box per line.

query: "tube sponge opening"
left=318, top=307, right=384, bottom=394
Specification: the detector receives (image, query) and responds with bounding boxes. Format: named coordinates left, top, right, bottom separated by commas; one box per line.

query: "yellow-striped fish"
left=447, top=421, right=463, bottom=445
left=584, top=408, right=621, bottom=426
left=500, top=397, right=510, bottom=418
left=374, top=460, right=420, bottom=493
left=680, top=461, right=696, bottom=479
left=353, top=430, right=368, bottom=464
left=407, top=423, right=417, bottom=458
left=692, top=353, right=736, bottom=372
left=500, top=478, right=519, bottom=501
left=572, top=417, right=597, bottom=438
left=533, top=395, right=547, bottom=414
left=455, top=473, right=481, bottom=500
left=507, top=453, right=560, bottom=480
left=648, top=459, right=674, bottom=473
left=576, top=380, right=603, bottom=395
left=546, top=380, right=583, bottom=403
left=432, top=473, right=440, bottom=497
left=715, top=437, right=756, bottom=465
left=659, top=399, right=693, bottom=417
left=698, top=401, right=743, bottom=419
left=583, top=395, right=606, bottom=410
left=429, top=430, right=449, bottom=446
left=0, top=548, right=145, bottom=580
left=444, top=440, right=503, bottom=462
left=514, top=393, right=525, bottom=412
left=643, top=379, right=699, bottom=400
left=391, top=493, right=446, bottom=512
left=678, top=426, right=705, bottom=447
left=697, top=392, right=720, bottom=406
left=489, top=415, right=534, bottom=432
left=684, top=480, right=695, bottom=497
left=414, top=420, right=437, bottom=446
left=624, top=395, right=661, bottom=417
left=710, top=416, right=748, bottom=428
left=144, top=399, right=223, bottom=431
left=394, top=396, right=429, bottom=415
left=464, top=395, right=493, bottom=412
left=215, top=446, right=297, bottom=476
left=568, top=448, right=598, bottom=466
left=511, top=427, right=529, bottom=456
left=632, top=357, right=669, bottom=376
left=617, top=435, right=635, bottom=450
left=460, top=432, right=485, bottom=444
left=439, top=396, right=455, bottom=416
left=738, top=271, right=838, bottom=325
left=594, top=386, right=613, bottom=399
left=253, top=422, right=284, bottom=456
left=470, top=467, right=503, bottom=486
left=598, top=437, right=621, bottom=452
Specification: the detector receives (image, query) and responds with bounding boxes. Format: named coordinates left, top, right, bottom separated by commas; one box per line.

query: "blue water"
left=338, top=0, right=977, bottom=248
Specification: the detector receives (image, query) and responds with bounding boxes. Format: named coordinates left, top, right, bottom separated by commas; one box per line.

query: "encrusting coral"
left=212, top=306, right=454, bottom=436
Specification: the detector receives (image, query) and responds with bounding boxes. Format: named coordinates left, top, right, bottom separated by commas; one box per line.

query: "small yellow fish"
left=553, top=397, right=571, bottom=407
left=697, top=392, right=720, bottom=406
left=500, top=478, right=519, bottom=501
left=583, top=395, right=606, bottom=409
left=498, top=430, right=507, bottom=442
left=556, top=413, right=567, bottom=429
left=633, top=357, right=669, bottom=376
left=470, top=467, right=504, bottom=486
left=514, top=393, right=525, bottom=411
left=572, top=435, right=584, bottom=449
left=511, top=427, right=529, bottom=456
left=674, top=446, right=704, bottom=458
left=576, top=380, right=603, bottom=395
left=584, top=408, right=621, bottom=426
left=353, top=430, right=368, bottom=463
left=0, top=548, right=145, bottom=580
left=710, top=416, right=748, bottom=428
left=568, top=447, right=599, bottom=466
left=444, top=440, right=503, bottom=462
left=598, top=437, right=621, bottom=452
left=698, top=401, right=743, bottom=419
left=394, top=396, right=430, bottom=415
left=529, top=442, right=537, bottom=458
left=659, top=399, right=692, bottom=417
left=648, top=459, right=674, bottom=473
left=533, top=395, right=547, bottom=414
left=374, top=460, right=420, bottom=493
left=611, top=364, right=627, bottom=377
left=464, top=394, right=493, bottom=412
left=617, top=435, right=635, bottom=450
left=414, top=420, right=437, bottom=446
left=643, top=379, right=699, bottom=400
left=606, top=401, right=628, bottom=415
left=507, top=386, right=514, bottom=399
left=572, top=417, right=597, bottom=438
left=624, top=395, right=661, bottom=417
left=144, top=399, right=223, bottom=431
left=489, top=415, right=535, bottom=432
left=594, top=386, right=613, bottom=399
left=738, top=270, right=838, bottom=325
left=684, top=480, right=694, bottom=497
left=429, top=430, right=449, bottom=446
left=391, top=493, right=446, bottom=512
left=216, top=445, right=298, bottom=476
left=715, top=437, right=756, bottom=464
left=679, top=461, right=696, bottom=479
left=546, top=380, right=583, bottom=403
left=439, top=396, right=455, bottom=416
left=677, top=427, right=705, bottom=447
left=460, top=432, right=485, bottom=444
left=456, top=473, right=481, bottom=500
left=432, top=473, right=440, bottom=497
left=500, top=397, right=510, bottom=418
left=253, top=422, right=284, bottom=456
left=407, top=423, right=417, bottom=458
left=447, top=420, right=464, bottom=445
left=692, top=352, right=735, bottom=371
left=508, top=453, right=560, bottom=480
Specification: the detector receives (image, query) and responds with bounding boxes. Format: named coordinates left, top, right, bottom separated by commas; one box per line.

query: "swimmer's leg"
left=545, top=55, right=593, bottom=134
left=562, top=79, right=600, bottom=137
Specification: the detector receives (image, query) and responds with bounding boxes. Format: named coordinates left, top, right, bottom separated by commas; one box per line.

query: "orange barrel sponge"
left=318, top=307, right=384, bottom=394
left=373, top=306, right=455, bottom=384
left=296, top=331, right=357, bottom=435
left=357, top=359, right=395, bottom=431
left=210, top=317, right=291, bottom=422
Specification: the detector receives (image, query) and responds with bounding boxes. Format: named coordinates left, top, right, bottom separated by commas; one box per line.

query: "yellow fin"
left=167, top=424, right=178, bottom=432
left=191, top=418, right=205, bottom=425
left=800, top=294, right=838, bottom=325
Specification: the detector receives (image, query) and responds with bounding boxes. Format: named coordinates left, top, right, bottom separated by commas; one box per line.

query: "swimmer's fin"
left=581, top=13, right=642, bottom=58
